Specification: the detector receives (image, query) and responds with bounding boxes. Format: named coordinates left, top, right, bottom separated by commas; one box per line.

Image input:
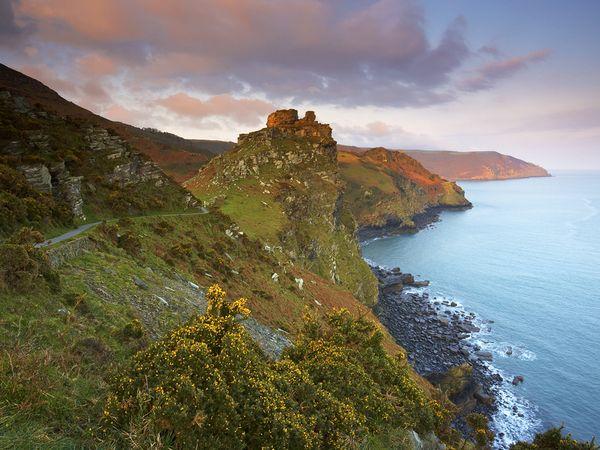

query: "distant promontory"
left=339, top=146, right=550, bottom=181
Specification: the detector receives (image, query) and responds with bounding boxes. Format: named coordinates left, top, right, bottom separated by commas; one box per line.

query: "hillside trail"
left=35, top=207, right=209, bottom=248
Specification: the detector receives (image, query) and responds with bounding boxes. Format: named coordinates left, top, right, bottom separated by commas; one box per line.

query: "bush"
left=0, top=228, right=60, bottom=292
left=104, top=285, right=447, bottom=449
left=511, top=427, right=598, bottom=449
left=117, top=231, right=142, bottom=257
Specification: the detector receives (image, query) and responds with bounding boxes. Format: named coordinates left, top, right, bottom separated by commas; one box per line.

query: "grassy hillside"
left=339, top=148, right=470, bottom=234
left=0, top=64, right=213, bottom=183
left=0, top=204, right=450, bottom=447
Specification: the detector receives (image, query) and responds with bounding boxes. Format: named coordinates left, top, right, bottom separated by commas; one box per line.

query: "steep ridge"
left=186, top=109, right=379, bottom=305
left=339, top=144, right=550, bottom=181
left=0, top=85, right=197, bottom=238
left=339, top=147, right=471, bottom=238
left=0, top=64, right=212, bottom=182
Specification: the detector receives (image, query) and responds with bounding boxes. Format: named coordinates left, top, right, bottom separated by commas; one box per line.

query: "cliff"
left=403, top=150, right=550, bottom=181
left=339, top=144, right=550, bottom=181
left=339, top=147, right=471, bottom=237
left=186, top=109, right=379, bottom=305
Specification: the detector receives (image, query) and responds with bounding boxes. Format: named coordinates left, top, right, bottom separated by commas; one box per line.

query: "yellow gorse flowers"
left=103, top=285, right=449, bottom=448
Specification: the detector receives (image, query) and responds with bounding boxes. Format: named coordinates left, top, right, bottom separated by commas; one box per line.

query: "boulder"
left=475, top=351, right=493, bottom=361
left=512, top=375, right=524, bottom=385
left=133, top=277, right=148, bottom=290
left=401, top=273, right=415, bottom=284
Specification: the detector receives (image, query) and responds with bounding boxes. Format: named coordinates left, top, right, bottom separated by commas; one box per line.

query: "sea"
left=361, top=171, right=600, bottom=447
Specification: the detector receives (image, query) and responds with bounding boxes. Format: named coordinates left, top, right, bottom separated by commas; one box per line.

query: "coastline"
left=359, top=207, right=541, bottom=448
left=370, top=264, right=499, bottom=437
left=357, top=204, right=472, bottom=242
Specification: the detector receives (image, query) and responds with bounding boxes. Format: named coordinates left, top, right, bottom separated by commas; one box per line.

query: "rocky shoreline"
left=371, top=264, right=501, bottom=435
left=357, top=204, right=472, bottom=241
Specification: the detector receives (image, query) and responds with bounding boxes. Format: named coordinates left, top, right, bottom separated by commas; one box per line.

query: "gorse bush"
left=104, top=285, right=447, bottom=449
left=0, top=227, right=60, bottom=292
left=511, top=426, right=598, bottom=450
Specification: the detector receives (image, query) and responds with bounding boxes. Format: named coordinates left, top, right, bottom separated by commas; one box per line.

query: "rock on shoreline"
left=371, top=265, right=499, bottom=434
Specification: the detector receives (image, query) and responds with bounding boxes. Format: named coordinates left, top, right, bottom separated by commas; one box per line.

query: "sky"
left=1, top=0, right=599, bottom=170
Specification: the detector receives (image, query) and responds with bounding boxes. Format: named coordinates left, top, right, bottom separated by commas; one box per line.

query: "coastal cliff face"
left=339, top=144, right=550, bottom=181
left=186, top=110, right=379, bottom=305
left=339, top=147, right=471, bottom=237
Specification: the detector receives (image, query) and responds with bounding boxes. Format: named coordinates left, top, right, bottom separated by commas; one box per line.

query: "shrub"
left=104, top=285, right=447, bottom=449
left=511, top=427, right=598, bottom=449
left=0, top=228, right=60, bottom=292
left=465, top=413, right=494, bottom=449
left=117, top=231, right=142, bottom=257
left=150, top=220, right=174, bottom=236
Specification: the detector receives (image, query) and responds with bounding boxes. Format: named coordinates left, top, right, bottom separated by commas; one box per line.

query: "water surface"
left=362, top=172, right=600, bottom=444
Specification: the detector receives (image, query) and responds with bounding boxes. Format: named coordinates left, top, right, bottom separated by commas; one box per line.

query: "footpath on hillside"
left=36, top=207, right=209, bottom=248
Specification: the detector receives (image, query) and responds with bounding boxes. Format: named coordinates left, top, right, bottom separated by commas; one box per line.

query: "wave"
left=424, top=289, right=542, bottom=448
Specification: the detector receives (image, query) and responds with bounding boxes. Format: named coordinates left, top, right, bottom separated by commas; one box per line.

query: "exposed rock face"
left=85, top=127, right=166, bottom=187
left=263, top=109, right=332, bottom=140
left=18, top=164, right=52, bottom=193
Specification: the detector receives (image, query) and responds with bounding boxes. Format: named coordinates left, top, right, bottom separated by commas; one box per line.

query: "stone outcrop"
left=18, top=164, right=53, bottom=193
left=207, top=110, right=337, bottom=186
left=85, top=126, right=167, bottom=187
left=264, top=109, right=332, bottom=140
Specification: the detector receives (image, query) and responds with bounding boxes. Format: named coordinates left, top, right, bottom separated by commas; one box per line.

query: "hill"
left=339, top=145, right=550, bottom=181
left=0, top=64, right=213, bottom=182
left=0, top=74, right=199, bottom=238
left=338, top=147, right=471, bottom=238
left=186, top=109, right=379, bottom=306
left=0, top=79, right=453, bottom=446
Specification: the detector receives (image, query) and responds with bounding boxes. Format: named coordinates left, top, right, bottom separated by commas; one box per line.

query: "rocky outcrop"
left=85, top=127, right=167, bottom=187
left=17, top=164, right=53, bottom=193
left=264, top=109, right=332, bottom=140
left=186, top=110, right=379, bottom=306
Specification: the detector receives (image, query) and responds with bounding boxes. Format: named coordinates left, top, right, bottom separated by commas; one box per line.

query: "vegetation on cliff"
left=338, top=147, right=470, bottom=233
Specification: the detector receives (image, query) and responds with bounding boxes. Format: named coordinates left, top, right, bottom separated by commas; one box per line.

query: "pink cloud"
left=460, top=49, right=551, bottom=92
left=77, top=53, right=118, bottom=77
left=157, top=93, right=274, bottom=125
